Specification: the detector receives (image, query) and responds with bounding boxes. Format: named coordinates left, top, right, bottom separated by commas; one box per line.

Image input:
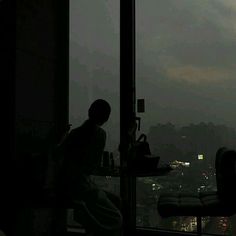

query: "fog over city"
left=69, top=0, right=236, bottom=145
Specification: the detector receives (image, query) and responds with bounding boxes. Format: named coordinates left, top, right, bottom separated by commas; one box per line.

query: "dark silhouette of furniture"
left=157, top=147, right=236, bottom=235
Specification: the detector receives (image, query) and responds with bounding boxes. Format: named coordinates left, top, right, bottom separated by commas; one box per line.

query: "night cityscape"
left=67, top=122, right=236, bottom=235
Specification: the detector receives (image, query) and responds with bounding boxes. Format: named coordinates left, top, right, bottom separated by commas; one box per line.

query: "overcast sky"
left=69, top=0, right=236, bottom=135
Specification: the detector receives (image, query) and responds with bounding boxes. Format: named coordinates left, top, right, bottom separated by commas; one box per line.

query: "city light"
left=184, top=162, right=190, bottom=167
left=198, top=154, right=204, bottom=160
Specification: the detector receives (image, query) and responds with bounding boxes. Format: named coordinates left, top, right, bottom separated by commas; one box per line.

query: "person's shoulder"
left=67, top=126, right=83, bottom=139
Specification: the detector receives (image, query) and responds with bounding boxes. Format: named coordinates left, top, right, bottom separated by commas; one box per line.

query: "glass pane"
left=136, top=0, right=236, bottom=233
left=69, top=0, right=120, bottom=229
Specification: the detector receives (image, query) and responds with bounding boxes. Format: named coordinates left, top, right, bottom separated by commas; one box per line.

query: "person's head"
left=88, top=99, right=111, bottom=126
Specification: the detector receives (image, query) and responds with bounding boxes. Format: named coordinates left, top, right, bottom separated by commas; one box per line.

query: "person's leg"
left=103, top=190, right=122, bottom=211
left=102, top=190, right=123, bottom=235
left=73, top=189, right=123, bottom=236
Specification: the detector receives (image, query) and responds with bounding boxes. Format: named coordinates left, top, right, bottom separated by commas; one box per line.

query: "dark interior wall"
left=5, top=1, right=69, bottom=235
left=13, top=0, right=69, bottom=207
left=0, top=1, right=16, bottom=234
left=0, top=0, right=69, bottom=234
left=16, top=0, right=56, bottom=122
left=14, top=1, right=57, bottom=212
left=15, top=0, right=69, bottom=159
left=16, top=0, right=57, bottom=151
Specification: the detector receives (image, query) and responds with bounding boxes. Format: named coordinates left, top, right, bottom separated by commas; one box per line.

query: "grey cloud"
left=70, top=0, right=236, bottom=131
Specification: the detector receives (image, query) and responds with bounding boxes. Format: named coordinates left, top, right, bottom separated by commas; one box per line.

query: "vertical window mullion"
left=120, top=0, right=136, bottom=235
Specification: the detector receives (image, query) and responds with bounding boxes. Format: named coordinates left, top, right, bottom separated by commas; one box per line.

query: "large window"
left=69, top=0, right=120, bottom=229
left=69, top=1, right=236, bottom=235
left=136, top=0, right=236, bottom=235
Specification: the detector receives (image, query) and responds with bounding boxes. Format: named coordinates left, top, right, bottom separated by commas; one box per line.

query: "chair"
left=157, top=147, right=236, bottom=235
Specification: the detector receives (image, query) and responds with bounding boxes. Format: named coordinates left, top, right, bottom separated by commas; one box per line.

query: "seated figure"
left=59, top=99, right=123, bottom=236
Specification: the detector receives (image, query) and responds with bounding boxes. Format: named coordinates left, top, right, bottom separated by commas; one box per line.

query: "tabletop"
left=93, top=164, right=173, bottom=177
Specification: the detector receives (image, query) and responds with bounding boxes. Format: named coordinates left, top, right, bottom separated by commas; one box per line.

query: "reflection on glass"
left=202, top=216, right=236, bottom=235
left=136, top=0, right=236, bottom=234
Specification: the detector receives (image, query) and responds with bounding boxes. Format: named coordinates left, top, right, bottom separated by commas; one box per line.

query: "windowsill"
left=136, top=227, right=224, bottom=236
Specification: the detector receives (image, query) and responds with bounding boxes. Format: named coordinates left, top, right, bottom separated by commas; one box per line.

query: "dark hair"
left=88, top=99, right=111, bottom=125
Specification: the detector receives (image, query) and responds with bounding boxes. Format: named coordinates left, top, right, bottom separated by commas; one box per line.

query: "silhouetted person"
left=60, top=99, right=122, bottom=236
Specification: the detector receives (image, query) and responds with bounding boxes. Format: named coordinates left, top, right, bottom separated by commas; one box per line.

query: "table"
left=93, top=164, right=173, bottom=177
